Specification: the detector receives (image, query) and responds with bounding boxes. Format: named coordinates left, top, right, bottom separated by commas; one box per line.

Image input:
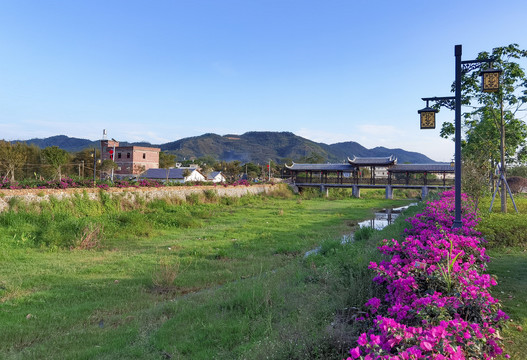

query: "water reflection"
left=357, top=204, right=416, bottom=231
left=304, top=203, right=417, bottom=258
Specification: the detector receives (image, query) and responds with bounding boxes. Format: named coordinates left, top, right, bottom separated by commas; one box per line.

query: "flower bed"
left=0, top=177, right=254, bottom=190
left=347, top=190, right=509, bottom=359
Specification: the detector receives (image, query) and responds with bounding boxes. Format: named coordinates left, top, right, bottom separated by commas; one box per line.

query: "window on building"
left=143, top=153, right=146, bottom=159
left=117, top=153, right=121, bottom=159
left=127, top=152, right=130, bottom=158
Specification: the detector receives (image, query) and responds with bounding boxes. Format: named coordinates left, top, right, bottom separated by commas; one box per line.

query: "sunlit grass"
left=0, top=190, right=414, bottom=359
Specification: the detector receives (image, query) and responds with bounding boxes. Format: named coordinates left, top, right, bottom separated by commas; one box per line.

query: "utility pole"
left=110, top=140, right=116, bottom=182
left=500, top=97, right=507, bottom=213
left=93, top=148, right=97, bottom=184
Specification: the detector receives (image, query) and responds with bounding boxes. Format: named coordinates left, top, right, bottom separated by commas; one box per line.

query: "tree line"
left=438, top=44, right=527, bottom=212
left=0, top=142, right=291, bottom=183
left=0, top=143, right=97, bottom=182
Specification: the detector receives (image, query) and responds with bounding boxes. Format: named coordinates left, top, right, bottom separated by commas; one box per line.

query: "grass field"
left=0, top=188, right=416, bottom=359
left=2, top=188, right=525, bottom=359
left=478, top=194, right=527, bottom=359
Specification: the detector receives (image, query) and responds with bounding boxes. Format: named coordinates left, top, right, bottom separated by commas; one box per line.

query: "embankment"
left=0, top=184, right=281, bottom=212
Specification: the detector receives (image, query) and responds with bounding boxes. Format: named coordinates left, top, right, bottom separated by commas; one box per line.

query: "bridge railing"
left=291, top=176, right=454, bottom=187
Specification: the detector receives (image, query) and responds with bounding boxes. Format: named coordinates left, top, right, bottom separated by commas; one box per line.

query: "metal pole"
left=500, top=97, right=507, bottom=213
left=111, top=142, right=116, bottom=182
left=93, top=148, right=96, bottom=183
left=453, top=45, right=463, bottom=229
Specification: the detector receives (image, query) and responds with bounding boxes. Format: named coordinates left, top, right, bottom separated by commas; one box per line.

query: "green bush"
left=477, top=213, right=527, bottom=247
left=220, top=196, right=239, bottom=205
left=299, top=187, right=324, bottom=199
left=185, top=193, right=201, bottom=205
left=318, top=238, right=342, bottom=256
left=354, top=226, right=376, bottom=241
left=268, top=185, right=294, bottom=199
left=203, top=189, right=218, bottom=202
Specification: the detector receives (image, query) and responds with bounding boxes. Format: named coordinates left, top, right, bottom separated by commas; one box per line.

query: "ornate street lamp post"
left=418, top=100, right=439, bottom=129
left=419, top=45, right=500, bottom=229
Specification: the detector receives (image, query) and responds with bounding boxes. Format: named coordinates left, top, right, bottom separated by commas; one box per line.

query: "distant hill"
left=16, top=135, right=155, bottom=153
left=19, top=135, right=98, bottom=153
left=160, top=132, right=437, bottom=164
left=328, top=143, right=435, bottom=164
left=10, top=132, right=438, bottom=164
left=161, top=131, right=336, bottom=163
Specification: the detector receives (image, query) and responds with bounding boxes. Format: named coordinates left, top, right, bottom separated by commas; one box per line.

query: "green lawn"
left=477, top=194, right=527, bottom=359
left=0, top=189, right=414, bottom=359
left=486, top=248, right=527, bottom=359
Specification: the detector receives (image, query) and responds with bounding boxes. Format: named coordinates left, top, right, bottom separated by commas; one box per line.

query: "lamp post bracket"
left=421, top=96, right=455, bottom=102
left=421, top=97, right=455, bottom=111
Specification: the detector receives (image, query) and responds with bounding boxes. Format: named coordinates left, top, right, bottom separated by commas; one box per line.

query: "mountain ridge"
left=10, top=131, right=438, bottom=164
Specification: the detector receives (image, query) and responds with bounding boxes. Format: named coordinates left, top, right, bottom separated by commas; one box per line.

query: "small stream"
left=357, top=204, right=416, bottom=230
left=304, top=203, right=417, bottom=258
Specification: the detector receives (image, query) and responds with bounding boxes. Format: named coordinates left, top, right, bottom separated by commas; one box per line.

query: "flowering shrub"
left=347, top=190, right=509, bottom=360
left=231, top=179, right=251, bottom=187
left=0, top=177, right=258, bottom=190
left=1, top=178, right=22, bottom=189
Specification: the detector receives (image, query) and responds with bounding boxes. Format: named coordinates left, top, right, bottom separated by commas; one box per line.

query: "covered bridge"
left=285, top=156, right=454, bottom=198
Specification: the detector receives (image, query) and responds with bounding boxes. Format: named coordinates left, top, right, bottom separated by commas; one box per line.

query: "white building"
left=142, top=168, right=206, bottom=183
left=207, top=171, right=226, bottom=183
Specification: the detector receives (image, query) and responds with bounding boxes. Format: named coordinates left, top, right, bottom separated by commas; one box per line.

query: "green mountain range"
left=13, top=132, right=437, bottom=164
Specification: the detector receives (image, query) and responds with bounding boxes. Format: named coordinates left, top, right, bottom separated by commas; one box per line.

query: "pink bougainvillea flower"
left=348, top=190, right=508, bottom=359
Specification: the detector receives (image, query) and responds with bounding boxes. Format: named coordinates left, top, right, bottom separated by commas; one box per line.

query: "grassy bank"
left=475, top=194, right=527, bottom=359
left=0, top=188, right=416, bottom=359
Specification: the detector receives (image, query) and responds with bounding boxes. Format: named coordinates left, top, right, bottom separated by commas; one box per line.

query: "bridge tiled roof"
left=388, top=164, right=454, bottom=173
left=347, top=155, right=397, bottom=166
left=285, top=163, right=355, bottom=171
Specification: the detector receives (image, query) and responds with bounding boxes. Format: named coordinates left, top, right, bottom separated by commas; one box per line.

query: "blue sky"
left=1, top=0, right=526, bottom=162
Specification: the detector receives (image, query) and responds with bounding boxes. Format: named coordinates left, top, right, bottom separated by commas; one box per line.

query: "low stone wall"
left=0, top=184, right=281, bottom=212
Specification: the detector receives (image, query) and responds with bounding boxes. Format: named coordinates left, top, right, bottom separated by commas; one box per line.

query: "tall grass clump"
left=151, top=256, right=187, bottom=292
left=0, top=193, right=212, bottom=249
left=75, top=223, right=104, bottom=250
left=70, top=191, right=104, bottom=216
left=327, top=188, right=358, bottom=200
left=203, top=189, right=218, bottom=203
left=185, top=193, right=201, bottom=205
left=268, top=185, right=294, bottom=199
left=299, top=187, right=324, bottom=199
left=220, top=196, right=239, bottom=206
left=353, top=226, right=376, bottom=241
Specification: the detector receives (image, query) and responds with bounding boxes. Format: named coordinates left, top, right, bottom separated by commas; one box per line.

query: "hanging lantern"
left=418, top=106, right=438, bottom=129
left=480, top=67, right=502, bottom=93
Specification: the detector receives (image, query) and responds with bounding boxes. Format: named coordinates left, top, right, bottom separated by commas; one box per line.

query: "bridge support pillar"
left=352, top=185, right=360, bottom=198
left=421, top=186, right=429, bottom=199
left=320, top=185, right=329, bottom=197
left=385, top=185, right=393, bottom=199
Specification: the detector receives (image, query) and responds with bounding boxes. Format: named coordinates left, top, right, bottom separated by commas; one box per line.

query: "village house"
left=100, top=139, right=160, bottom=178
left=207, top=171, right=226, bottom=183
left=142, top=167, right=207, bottom=183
